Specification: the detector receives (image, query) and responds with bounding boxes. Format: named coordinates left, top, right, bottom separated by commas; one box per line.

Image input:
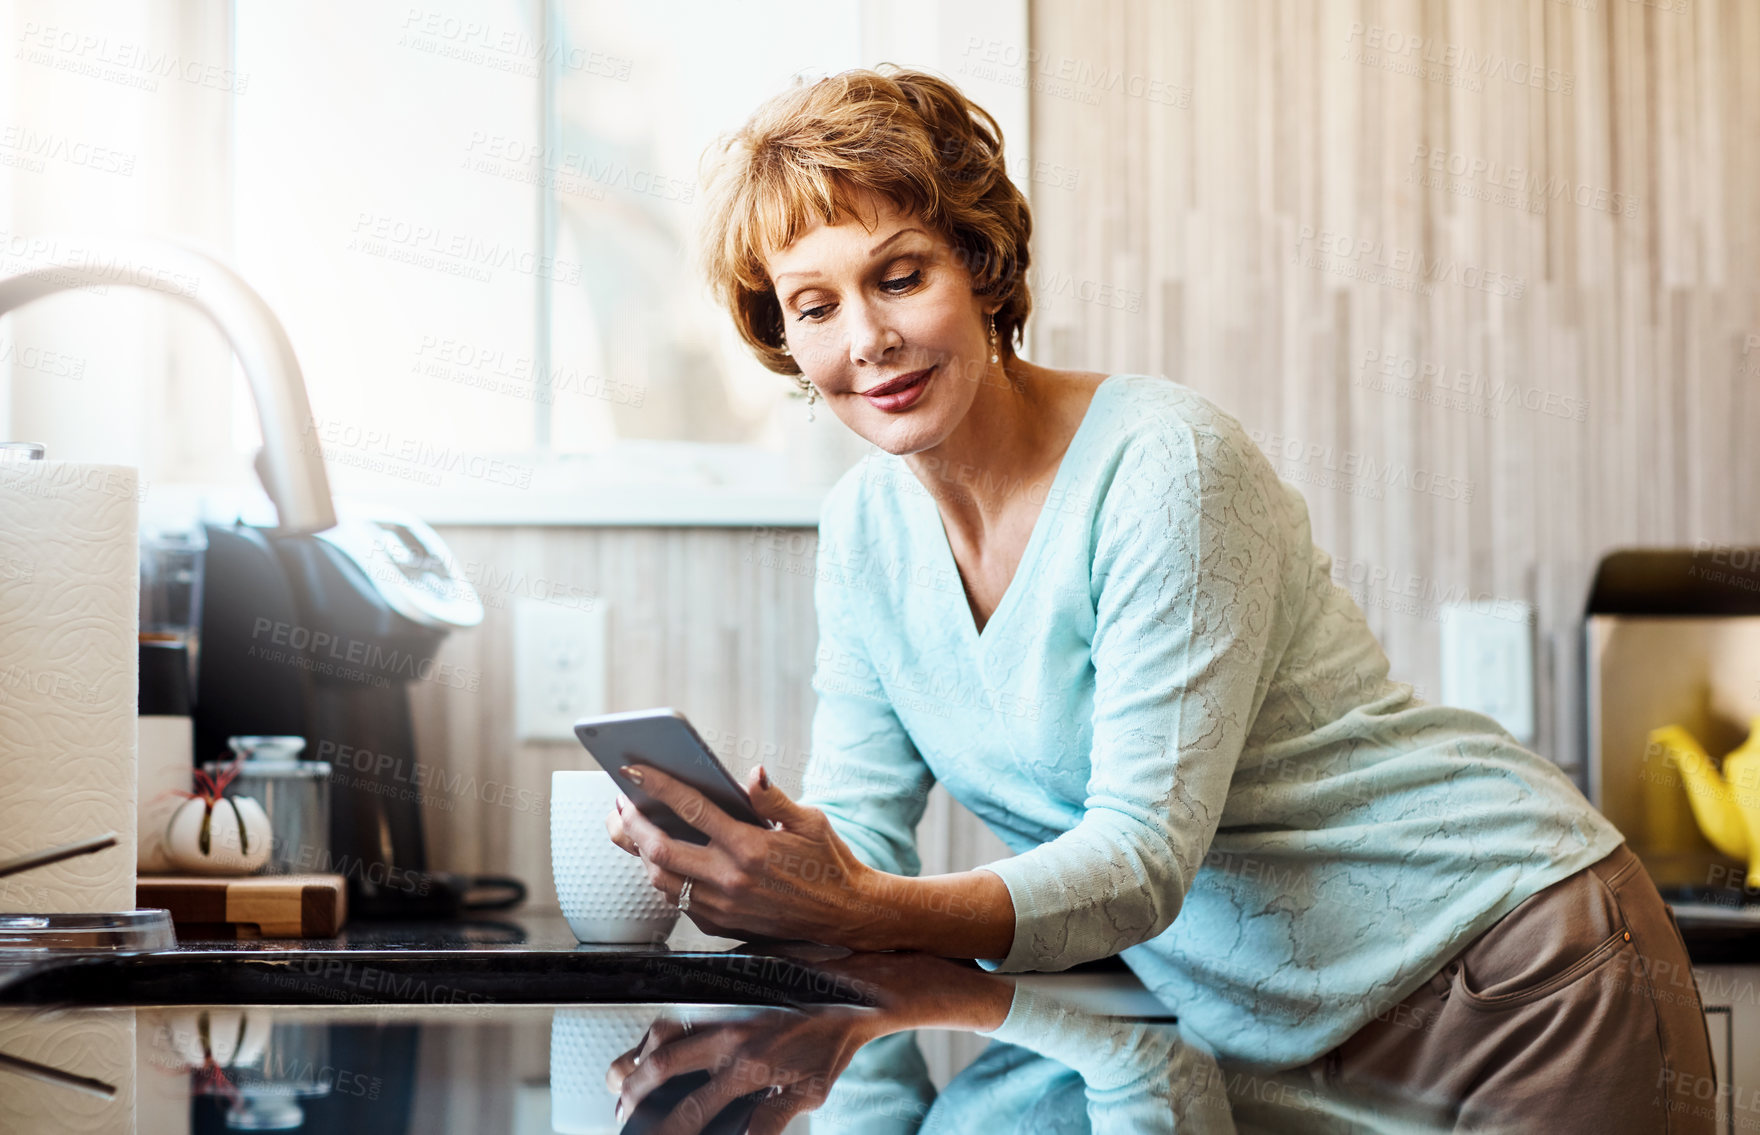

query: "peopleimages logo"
left=249, top=617, right=482, bottom=692
left=1357, top=347, right=1589, bottom=423
left=348, top=213, right=583, bottom=286
left=15, top=21, right=251, bottom=93
left=398, top=8, right=632, bottom=80
left=1409, top=144, right=1638, bottom=218
left=1246, top=427, right=1476, bottom=503
left=1294, top=226, right=1526, bottom=300
left=314, top=739, right=543, bottom=816
left=300, top=414, right=535, bottom=490
left=960, top=38, right=1190, bottom=107
left=0, top=126, right=135, bottom=176
left=1343, top=22, right=1575, bottom=94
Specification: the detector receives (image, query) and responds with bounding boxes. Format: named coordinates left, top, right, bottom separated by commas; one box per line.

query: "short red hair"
left=698, top=65, right=1034, bottom=377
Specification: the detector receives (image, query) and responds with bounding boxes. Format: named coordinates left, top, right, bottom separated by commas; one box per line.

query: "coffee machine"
left=193, top=502, right=523, bottom=917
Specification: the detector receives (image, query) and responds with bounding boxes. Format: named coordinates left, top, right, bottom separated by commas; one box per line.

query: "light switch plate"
left=1440, top=600, right=1536, bottom=745
left=513, top=598, right=606, bottom=741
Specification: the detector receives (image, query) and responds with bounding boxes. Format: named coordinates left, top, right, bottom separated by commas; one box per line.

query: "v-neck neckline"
left=916, top=374, right=1119, bottom=648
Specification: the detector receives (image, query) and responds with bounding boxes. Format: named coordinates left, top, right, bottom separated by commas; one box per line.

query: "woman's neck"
left=902, top=357, right=1070, bottom=537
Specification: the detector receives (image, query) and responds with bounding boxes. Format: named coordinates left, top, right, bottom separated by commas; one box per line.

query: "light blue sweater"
left=801, top=373, right=1625, bottom=1068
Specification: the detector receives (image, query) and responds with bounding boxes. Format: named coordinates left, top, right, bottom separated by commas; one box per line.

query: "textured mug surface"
left=549, top=1006, right=657, bottom=1134
left=551, top=771, right=679, bottom=944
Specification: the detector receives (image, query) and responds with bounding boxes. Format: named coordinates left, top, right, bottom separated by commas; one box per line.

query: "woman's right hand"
left=604, top=796, right=773, bottom=942
left=605, top=795, right=639, bottom=857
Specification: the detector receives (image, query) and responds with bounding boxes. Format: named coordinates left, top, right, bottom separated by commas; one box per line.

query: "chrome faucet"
left=0, top=237, right=336, bottom=534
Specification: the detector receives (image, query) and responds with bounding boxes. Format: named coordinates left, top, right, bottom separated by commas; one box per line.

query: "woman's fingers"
left=618, top=792, right=720, bottom=881
left=605, top=798, right=640, bottom=856
left=743, top=764, right=805, bottom=830
left=638, top=855, right=691, bottom=908
left=606, top=1017, right=690, bottom=1092
left=623, top=765, right=751, bottom=847
left=615, top=1026, right=735, bottom=1118
left=748, top=1088, right=806, bottom=1135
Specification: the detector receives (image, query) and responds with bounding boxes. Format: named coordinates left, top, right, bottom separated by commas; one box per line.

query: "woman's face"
left=763, top=191, right=996, bottom=456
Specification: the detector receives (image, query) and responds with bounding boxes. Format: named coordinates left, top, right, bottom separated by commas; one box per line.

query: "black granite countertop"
left=0, top=944, right=1454, bottom=1133
left=3, top=906, right=1750, bottom=1011
left=0, top=914, right=1747, bottom=1130
left=0, top=914, right=946, bottom=1008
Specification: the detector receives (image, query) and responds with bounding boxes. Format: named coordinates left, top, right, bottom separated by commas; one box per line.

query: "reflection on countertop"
left=0, top=947, right=1466, bottom=1133
left=0, top=917, right=892, bottom=1010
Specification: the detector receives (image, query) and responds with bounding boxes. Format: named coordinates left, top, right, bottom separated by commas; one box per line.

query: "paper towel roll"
left=0, top=459, right=138, bottom=913
left=0, top=1007, right=136, bottom=1132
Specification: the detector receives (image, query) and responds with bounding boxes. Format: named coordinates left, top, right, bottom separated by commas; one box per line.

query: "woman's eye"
left=793, top=270, right=918, bottom=321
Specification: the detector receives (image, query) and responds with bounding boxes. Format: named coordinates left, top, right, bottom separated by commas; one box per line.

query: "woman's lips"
left=861, top=366, right=934, bottom=413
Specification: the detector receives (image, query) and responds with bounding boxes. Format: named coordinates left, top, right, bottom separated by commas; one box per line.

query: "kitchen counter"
left=0, top=931, right=1459, bottom=1134
left=0, top=916, right=1748, bottom=1130
left=0, top=915, right=924, bottom=1009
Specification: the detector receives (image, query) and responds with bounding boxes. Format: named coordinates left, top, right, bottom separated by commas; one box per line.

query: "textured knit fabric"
left=801, top=373, right=1625, bottom=1068
left=815, top=990, right=1231, bottom=1134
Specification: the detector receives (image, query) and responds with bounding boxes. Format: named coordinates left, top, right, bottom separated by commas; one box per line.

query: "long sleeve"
left=810, top=1031, right=936, bottom=1135
left=974, top=412, right=1293, bottom=972
left=800, top=483, right=938, bottom=879
left=976, top=984, right=1235, bottom=1133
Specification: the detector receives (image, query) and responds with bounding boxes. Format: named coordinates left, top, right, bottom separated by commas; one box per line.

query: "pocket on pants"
left=1455, top=867, right=1632, bottom=1009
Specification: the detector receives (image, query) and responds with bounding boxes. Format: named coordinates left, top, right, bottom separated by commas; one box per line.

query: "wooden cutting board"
left=137, top=874, right=348, bottom=939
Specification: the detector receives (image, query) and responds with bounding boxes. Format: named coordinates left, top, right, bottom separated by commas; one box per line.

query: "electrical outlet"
left=514, top=598, right=607, bottom=741
left=1440, top=600, right=1536, bottom=745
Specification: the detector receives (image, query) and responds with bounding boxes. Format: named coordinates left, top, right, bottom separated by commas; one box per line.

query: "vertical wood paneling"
left=406, top=525, right=1008, bottom=923
left=1029, top=0, right=1760, bottom=776
left=406, top=526, right=808, bottom=908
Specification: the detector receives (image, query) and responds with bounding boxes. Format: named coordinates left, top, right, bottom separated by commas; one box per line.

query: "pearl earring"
left=792, top=372, right=818, bottom=423
left=779, top=337, right=816, bottom=422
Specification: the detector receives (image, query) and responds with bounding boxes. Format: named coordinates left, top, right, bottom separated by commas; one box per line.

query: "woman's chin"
left=862, top=417, right=951, bottom=457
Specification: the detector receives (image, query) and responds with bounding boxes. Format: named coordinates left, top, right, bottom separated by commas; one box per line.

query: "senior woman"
left=606, top=66, right=1713, bottom=1130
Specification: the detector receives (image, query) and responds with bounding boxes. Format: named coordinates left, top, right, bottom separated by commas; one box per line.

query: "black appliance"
left=193, top=506, right=523, bottom=917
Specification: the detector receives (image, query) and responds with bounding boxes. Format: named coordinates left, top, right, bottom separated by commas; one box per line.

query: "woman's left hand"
left=606, top=1006, right=883, bottom=1135
left=610, top=764, right=886, bottom=949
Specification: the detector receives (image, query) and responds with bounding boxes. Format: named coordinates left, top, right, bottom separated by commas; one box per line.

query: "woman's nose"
left=845, top=299, right=902, bottom=367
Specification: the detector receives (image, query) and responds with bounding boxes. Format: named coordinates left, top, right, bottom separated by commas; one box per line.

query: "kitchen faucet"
left=0, top=236, right=336, bottom=534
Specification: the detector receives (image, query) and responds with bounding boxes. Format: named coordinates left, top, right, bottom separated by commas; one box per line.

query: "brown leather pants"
left=1309, top=843, right=1717, bottom=1133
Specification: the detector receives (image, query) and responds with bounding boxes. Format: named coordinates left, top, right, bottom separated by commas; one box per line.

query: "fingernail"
left=621, top=765, right=644, bottom=785
left=615, top=1101, right=626, bottom=1122
left=757, top=765, right=770, bottom=790
left=633, top=1054, right=642, bottom=1066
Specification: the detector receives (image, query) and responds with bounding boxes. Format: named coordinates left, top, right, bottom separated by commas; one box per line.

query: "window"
left=233, top=0, right=866, bottom=501
left=2, top=0, right=1026, bottom=516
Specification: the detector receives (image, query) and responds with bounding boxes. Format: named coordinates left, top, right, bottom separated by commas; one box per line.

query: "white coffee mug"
left=552, top=771, right=680, bottom=944
left=548, top=1006, right=658, bottom=1134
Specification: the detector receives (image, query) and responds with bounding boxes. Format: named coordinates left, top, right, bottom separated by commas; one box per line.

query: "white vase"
left=551, top=771, right=680, bottom=944
left=165, top=796, right=273, bottom=876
